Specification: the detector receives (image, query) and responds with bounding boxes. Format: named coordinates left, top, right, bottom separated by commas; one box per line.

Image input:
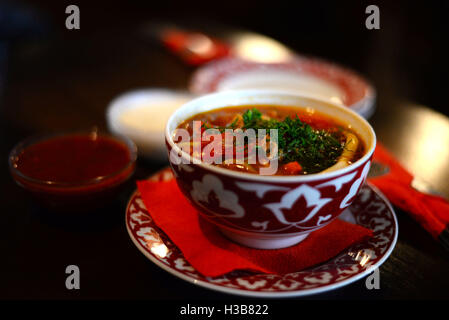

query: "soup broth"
left=175, top=105, right=365, bottom=175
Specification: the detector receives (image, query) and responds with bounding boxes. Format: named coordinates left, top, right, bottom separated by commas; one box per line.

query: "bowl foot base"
left=219, top=228, right=310, bottom=249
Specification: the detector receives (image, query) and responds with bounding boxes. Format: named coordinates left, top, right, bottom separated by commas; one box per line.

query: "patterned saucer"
left=189, top=57, right=376, bottom=118
left=126, top=168, right=397, bottom=298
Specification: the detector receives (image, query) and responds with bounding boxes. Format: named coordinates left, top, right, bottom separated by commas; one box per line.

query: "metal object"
left=368, top=161, right=443, bottom=198
left=367, top=161, right=390, bottom=178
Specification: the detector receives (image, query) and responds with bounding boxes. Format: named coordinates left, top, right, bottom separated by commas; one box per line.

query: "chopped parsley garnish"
left=241, top=108, right=344, bottom=174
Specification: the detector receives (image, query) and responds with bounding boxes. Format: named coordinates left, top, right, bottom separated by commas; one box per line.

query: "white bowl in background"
left=107, top=89, right=194, bottom=161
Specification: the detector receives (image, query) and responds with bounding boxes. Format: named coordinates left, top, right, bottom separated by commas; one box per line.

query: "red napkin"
left=137, top=179, right=372, bottom=277
left=368, top=143, right=449, bottom=243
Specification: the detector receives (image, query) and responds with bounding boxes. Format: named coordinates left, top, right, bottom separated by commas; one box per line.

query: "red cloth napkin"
left=137, top=179, right=372, bottom=277
left=369, top=143, right=449, bottom=240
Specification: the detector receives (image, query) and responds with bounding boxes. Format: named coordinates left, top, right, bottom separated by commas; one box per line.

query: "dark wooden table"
left=1, top=27, right=449, bottom=301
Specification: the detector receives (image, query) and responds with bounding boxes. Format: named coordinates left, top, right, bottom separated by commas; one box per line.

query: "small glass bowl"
left=9, top=131, right=137, bottom=212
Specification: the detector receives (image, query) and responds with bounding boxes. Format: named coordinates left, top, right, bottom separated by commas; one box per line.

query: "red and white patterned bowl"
left=165, top=90, right=376, bottom=249
left=189, top=56, right=376, bottom=118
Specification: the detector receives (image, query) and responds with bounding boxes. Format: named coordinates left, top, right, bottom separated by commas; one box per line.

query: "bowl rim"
left=189, top=56, right=377, bottom=118
left=9, top=130, right=138, bottom=188
left=106, top=88, right=194, bottom=135
left=165, top=90, right=376, bottom=183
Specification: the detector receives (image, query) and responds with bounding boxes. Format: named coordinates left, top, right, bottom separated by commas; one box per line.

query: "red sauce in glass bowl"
left=9, top=132, right=137, bottom=211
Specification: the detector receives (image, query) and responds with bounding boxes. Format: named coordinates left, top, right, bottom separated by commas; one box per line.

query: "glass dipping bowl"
left=9, top=131, right=137, bottom=212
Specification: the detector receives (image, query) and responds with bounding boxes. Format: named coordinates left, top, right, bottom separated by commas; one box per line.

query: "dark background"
left=1, top=0, right=448, bottom=114
left=1, top=0, right=448, bottom=301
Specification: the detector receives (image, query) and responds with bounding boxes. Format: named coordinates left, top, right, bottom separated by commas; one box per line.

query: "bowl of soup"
left=165, top=90, right=376, bottom=249
left=9, top=130, right=137, bottom=212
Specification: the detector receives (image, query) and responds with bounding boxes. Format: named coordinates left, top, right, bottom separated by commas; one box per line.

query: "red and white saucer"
left=189, top=57, right=376, bottom=119
left=126, top=168, right=397, bottom=298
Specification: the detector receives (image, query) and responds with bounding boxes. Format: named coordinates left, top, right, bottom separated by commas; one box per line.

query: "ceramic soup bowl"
left=165, top=90, right=376, bottom=249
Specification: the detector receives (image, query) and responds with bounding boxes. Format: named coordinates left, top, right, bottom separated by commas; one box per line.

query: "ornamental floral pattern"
left=126, top=168, right=397, bottom=297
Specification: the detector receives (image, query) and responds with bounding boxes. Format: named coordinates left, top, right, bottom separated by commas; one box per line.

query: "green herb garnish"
left=241, top=108, right=344, bottom=173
